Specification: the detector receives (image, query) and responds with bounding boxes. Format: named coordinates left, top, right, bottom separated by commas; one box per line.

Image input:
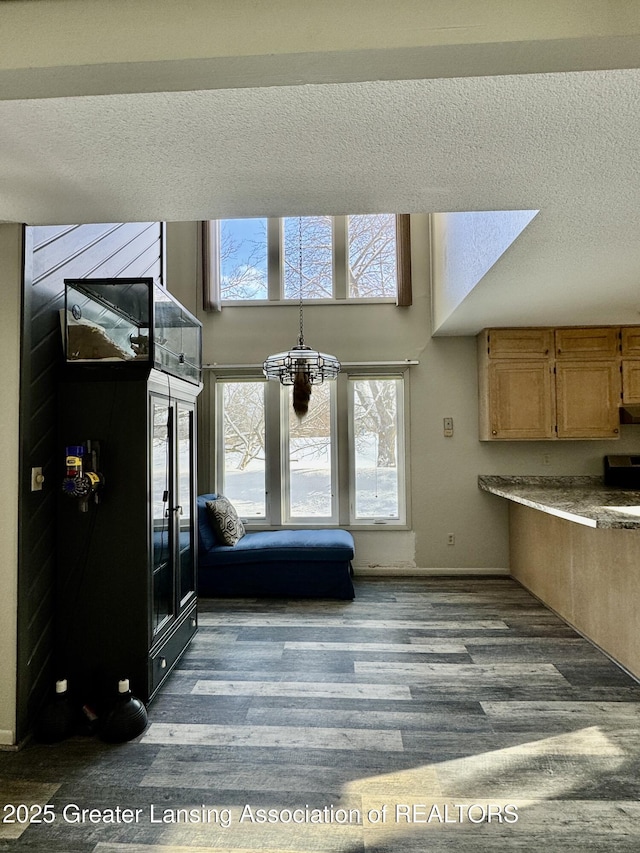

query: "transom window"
left=215, top=373, right=406, bottom=527
left=214, top=214, right=400, bottom=302
left=219, top=219, right=268, bottom=300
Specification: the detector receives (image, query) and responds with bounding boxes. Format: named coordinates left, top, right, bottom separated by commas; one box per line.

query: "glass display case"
left=63, top=277, right=201, bottom=384
left=57, top=370, right=200, bottom=706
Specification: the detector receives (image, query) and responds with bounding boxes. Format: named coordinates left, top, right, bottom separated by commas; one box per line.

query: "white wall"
left=166, top=218, right=640, bottom=571
left=0, top=224, right=22, bottom=745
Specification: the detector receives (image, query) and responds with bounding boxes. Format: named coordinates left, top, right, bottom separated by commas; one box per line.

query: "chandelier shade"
left=263, top=344, right=341, bottom=385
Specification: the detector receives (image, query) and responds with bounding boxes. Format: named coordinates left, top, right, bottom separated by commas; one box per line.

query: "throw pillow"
left=205, top=496, right=245, bottom=546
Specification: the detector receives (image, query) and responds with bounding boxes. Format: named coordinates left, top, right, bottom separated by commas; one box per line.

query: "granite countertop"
left=478, top=475, right=640, bottom=529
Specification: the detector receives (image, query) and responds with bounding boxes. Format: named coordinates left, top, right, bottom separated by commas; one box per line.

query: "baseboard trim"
left=353, top=566, right=510, bottom=577
left=0, top=729, right=17, bottom=750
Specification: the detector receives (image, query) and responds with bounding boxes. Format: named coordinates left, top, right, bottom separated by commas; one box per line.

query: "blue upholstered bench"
left=197, top=495, right=355, bottom=599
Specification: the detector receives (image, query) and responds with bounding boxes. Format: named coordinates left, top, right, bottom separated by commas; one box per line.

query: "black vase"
left=33, top=679, right=77, bottom=743
left=100, top=679, right=148, bottom=743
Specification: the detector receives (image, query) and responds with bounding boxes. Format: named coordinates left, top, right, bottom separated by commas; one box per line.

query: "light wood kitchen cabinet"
left=483, top=360, right=555, bottom=439
left=621, top=327, right=640, bottom=404
left=555, top=360, right=620, bottom=438
left=622, top=361, right=640, bottom=404
left=486, top=328, right=553, bottom=359
left=621, top=327, right=640, bottom=356
left=555, top=327, right=619, bottom=359
left=478, top=327, right=623, bottom=441
left=478, top=330, right=555, bottom=440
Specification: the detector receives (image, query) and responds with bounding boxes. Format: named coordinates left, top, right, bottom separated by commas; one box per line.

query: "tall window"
left=350, top=377, right=404, bottom=521
left=216, top=380, right=266, bottom=518
left=208, top=215, right=407, bottom=303
left=285, top=381, right=336, bottom=521
left=215, top=373, right=406, bottom=526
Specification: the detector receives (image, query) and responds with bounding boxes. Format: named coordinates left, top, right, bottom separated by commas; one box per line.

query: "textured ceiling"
left=1, top=67, right=639, bottom=333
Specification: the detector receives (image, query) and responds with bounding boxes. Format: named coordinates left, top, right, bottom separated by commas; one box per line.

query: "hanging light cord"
left=298, top=216, right=305, bottom=348
left=263, top=215, right=339, bottom=385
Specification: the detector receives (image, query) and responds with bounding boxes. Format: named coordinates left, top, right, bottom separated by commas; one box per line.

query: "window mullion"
left=328, top=380, right=340, bottom=524
left=213, top=378, right=224, bottom=494
left=277, top=384, right=291, bottom=524
left=267, top=218, right=282, bottom=301
left=337, top=373, right=351, bottom=526
left=396, top=376, right=408, bottom=525
left=264, top=380, right=283, bottom=525
left=333, top=215, right=347, bottom=300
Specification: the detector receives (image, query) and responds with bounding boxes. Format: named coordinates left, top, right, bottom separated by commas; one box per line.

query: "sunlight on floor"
left=0, top=782, right=61, bottom=841
left=112, top=724, right=638, bottom=852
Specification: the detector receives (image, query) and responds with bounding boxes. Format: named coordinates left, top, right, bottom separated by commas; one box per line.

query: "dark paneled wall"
left=18, top=222, right=163, bottom=741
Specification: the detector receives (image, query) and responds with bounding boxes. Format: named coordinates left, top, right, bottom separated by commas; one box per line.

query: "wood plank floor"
left=2, top=577, right=640, bottom=852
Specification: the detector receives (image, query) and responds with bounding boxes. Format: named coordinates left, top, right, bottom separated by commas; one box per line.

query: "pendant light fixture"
left=263, top=217, right=340, bottom=417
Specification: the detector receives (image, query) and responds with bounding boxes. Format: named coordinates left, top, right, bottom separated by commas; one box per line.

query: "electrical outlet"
left=447, top=533, right=455, bottom=545
left=542, top=453, right=551, bottom=466
left=443, top=417, right=454, bottom=437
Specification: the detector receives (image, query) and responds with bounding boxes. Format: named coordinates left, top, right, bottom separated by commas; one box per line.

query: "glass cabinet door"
left=176, top=403, right=196, bottom=604
left=151, top=400, right=174, bottom=634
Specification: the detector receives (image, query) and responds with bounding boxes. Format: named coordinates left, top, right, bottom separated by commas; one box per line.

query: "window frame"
left=280, top=379, right=339, bottom=525
left=347, top=374, right=407, bottom=527
left=215, top=377, right=269, bottom=523
left=212, top=368, right=409, bottom=530
left=205, top=215, right=411, bottom=307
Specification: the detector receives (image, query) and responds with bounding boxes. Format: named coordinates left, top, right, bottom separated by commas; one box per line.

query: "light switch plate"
left=31, top=466, right=44, bottom=491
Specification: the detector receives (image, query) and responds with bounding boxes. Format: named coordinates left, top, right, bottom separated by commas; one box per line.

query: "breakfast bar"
left=479, top=475, right=640, bottom=680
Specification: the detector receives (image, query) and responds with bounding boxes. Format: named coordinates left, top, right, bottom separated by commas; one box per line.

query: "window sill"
left=241, top=522, right=410, bottom=532
left=220, top=298, right=397, bottom=307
